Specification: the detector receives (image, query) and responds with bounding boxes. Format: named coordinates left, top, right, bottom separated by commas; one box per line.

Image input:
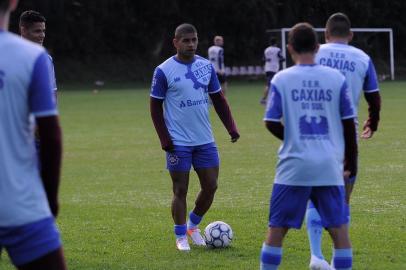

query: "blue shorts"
left=269, top=184, right=348, bottom=229
left=166, top=142, right=219, bottom=172
left=0, top=217, right=62, bottom=266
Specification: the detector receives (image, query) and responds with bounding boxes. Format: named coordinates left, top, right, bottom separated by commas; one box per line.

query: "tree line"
left=9, top=0, right=406, bottom=82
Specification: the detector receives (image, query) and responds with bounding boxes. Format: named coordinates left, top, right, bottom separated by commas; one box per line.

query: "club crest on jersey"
left=299, top=115, right=329, bottom=139
left=168, top=153, right=179, bottom=165
left=185, top=60, right=211, bottom=91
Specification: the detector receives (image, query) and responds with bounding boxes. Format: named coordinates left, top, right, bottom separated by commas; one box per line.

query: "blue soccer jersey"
left=264, top=64, right=355, bottom=186
left=0, top=31, right=57, bottom=226
left=150, top=55, right=221, bottom=146
left=316, top=42, right=379, bottom=114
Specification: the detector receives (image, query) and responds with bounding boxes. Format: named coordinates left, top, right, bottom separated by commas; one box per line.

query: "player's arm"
left=209, top=91, right=240, bottom=142
left=263, top=84, right=283, bottom=140
left=150, top=97, right=173, bottom=151
left=30, top=52, right=62, bottom=217
left=342, top=118, right=358, bottom=180
left=150, top=67, right=173, bottom=151
left=340, top=81, right=358, bottom=181
left=362, top=59, right=381, bottom=139
left=265, top=121, right=284, bottom=140
left=207, top=64, right=239, bottom=142
left=37, top=116, right=62, bottom=217
left=277, top=50, right=286, bottom=62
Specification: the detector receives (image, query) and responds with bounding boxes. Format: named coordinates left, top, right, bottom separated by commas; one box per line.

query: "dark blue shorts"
left=166, top=142, right=219, bottom=172
left=0, top=217, right=62, bottom=266
left=269, top=184, right=348, bottom=229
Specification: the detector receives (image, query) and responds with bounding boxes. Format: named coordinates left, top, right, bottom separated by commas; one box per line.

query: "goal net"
left=267, top=28, right=394, bottom=80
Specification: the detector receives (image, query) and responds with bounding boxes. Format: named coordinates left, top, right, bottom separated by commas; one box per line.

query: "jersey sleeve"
left=150, top=67, right=167, bottom=99
left=339, top=81, right=356, bottom=119
left=208, top=64, right=221, bottom=93
left=363, top=59, right=379, bottom=93
left=264, top=84, right=282, bottom=121
left=29, top=52, right=58, bottom=117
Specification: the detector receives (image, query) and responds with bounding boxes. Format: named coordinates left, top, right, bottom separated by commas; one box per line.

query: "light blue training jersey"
left=0, top=31, right=57, bottom=226
left=150, top=55, right=221, bottom=146
left=316, top=42, right=379, bottom=115
left=264, top=64, right=356, bottom=186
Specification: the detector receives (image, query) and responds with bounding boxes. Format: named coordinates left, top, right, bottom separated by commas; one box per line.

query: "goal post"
left=267, top=28, right=395, bottom=80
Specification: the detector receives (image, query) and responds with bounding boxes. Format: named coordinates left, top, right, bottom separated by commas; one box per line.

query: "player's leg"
left=166, top=147, right=193, bottom=251
left=261, top=72, right=272, bottom=104
left=312, top=186, right=352, bottom=270
left=186, top=143, right=219, bottom=245
left=306, top=201, right=328, bottom=267
left=261, top=227, right=288, bottom=270
left=260, top=184, right=311, bottom=270
left=17, top=248, right=67, bottom=270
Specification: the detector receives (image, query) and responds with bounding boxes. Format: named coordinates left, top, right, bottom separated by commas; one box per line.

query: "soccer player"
left=260, top=37, right=285, bottom=105
left=208, top=35, right=227, bottom=95
left=19, top=10, right=57, bottom=96
left=0, top=0, right=66, bottom=269
left=150, top=23, right=240, bottom=251
left=306, top=13, right=381, bottom=269
left=260, top=22, right=358, bottom=270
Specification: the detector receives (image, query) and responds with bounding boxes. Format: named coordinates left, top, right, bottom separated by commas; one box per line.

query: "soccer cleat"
left=176, top=236, right=190, bottom=251
left=187, top=227, right=206, bottom=246
left=309, top=255, right=333, bottom=270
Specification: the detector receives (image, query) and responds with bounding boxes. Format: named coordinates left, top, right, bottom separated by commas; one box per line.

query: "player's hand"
left=361, top=126, right=373, bottom=139
left=162, top=141, right=175, bottom=152
left=230, top=131, right=240, bottom=143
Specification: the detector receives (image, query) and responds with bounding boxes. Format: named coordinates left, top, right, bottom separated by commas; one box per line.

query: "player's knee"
left=203, top=182, right=217, bottom=194
left=173, top=186, right=188, bottom=198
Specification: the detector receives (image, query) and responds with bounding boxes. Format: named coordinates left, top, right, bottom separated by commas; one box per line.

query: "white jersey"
left=0, top=30, right=57, bottom=226
left=316, top=42, right=379, bottom=115
left=264, top=64, right=355, bottom=186
left=264, top=46, right=283, bottom=72
left=208, top=45, right=225, bottom=73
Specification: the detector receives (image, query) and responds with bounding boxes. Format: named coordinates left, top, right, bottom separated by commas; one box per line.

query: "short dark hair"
left=288, top=22, right=318, bottom=54
left=326, top=13, right=351, bottom=38
left=0, top=0, right=9, bottom=11
left=19, top=10, right=46, bottom=28
left=270, top=37, right=277, bottom=45
left=174, top=23, right=197, bottom=39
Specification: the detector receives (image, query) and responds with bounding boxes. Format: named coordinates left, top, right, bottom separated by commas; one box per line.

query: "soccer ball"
left=203, top=221, right=233, bottom=248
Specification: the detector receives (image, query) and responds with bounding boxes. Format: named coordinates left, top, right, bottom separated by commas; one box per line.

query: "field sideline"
left=1, top=81, right=405, bottom=269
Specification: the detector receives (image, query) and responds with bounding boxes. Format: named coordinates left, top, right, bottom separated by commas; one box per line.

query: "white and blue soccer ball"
left=204, top=221, right=233, bottom=248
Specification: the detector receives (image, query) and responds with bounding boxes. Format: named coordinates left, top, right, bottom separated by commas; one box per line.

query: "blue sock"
left=260, top=243, right=282, bottom=270
left=187, top=211, right=202, bottom=229
left=306, top=203, right=324, bottom=260
left=333, top=248, right=352, bottom=270
left=174, top=224, right=187, bottom=239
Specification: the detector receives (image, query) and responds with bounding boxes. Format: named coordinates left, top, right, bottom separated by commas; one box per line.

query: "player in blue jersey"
left=150, top=23, right=239, bottom=251
left=19, top=10, right=57, bottom=96
left=0, top=0, right=66, bottom=269
left=259, top=23, right=358, bottom=270
left=306, top=13, right=382, bottom=270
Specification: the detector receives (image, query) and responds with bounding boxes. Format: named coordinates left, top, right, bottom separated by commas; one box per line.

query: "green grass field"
left=1, top=81, right=405, bottom=269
